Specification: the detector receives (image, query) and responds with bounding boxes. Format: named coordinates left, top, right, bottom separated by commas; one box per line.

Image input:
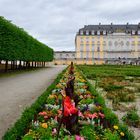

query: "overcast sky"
left=0, top=0, right=140, bottom=51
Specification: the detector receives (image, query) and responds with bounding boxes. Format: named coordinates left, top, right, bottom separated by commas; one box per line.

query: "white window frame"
left=103, top=30, right=106, bottom=35
left=91, top=30, right=94, bottom=35
left=80, top=30, right=83, bottom=35
left=86, top=30, right=89, bottom=35
left=132, top=30, right=135, bottom=35
left=97, top=31, right=100, bottom=35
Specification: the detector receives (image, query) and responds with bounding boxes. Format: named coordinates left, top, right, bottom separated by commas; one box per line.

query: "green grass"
left=78, top=65, right=140, bottom=78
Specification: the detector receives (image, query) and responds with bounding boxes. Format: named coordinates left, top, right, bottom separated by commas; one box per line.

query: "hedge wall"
left=0, top=16, right=53, bottom=62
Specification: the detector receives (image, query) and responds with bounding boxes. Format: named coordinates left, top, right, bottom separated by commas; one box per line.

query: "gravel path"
left=0, top=65, right=66, bottom=138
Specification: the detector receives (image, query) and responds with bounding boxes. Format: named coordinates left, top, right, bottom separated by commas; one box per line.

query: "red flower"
left=64, top=96, right=78, bottom=116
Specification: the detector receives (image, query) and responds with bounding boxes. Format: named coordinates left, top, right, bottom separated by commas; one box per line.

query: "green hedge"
left=0, top=16, right=53, bottom=62
left=3, top=67, right=67, bottom=140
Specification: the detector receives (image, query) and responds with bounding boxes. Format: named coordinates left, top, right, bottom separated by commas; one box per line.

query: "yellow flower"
left=41, top=123, right=48, bottom=129
left=120, top=132, right=125, bottom=136
left=113, top=125, right=119, bottom=130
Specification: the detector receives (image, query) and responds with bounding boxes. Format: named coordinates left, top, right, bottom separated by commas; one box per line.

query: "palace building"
left=54, top=23, right=140, bottom=65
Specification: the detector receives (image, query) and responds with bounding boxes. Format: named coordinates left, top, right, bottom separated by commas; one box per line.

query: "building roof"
left=54, top=51, right=76, bottom=53
left=79, top=23, right=140, bottom=32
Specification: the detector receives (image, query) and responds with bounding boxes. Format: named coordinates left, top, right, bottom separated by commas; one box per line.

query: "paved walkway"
left=0, top=65, right=66, bottom=138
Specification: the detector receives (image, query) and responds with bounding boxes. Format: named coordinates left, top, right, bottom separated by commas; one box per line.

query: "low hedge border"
left=76, top=65, right=135, bottom=140
left=3, top=67, right=67, bottom=140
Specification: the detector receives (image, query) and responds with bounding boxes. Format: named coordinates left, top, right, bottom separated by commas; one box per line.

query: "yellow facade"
left=54, top=24, right=140, bottom=65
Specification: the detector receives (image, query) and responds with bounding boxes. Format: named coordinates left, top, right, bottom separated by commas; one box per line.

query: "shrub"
left=104, top=85, right=124, bottom=92
left=80, top=125, right=96, bottom=140
left=103, top=129, right=120, bottom=140
left=122, top=110, right=140, bottom=128
left=103, top=108, right=119, bottom=127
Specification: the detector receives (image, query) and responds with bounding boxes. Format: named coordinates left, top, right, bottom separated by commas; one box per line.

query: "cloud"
left=0, top=0, right=140, bottom=51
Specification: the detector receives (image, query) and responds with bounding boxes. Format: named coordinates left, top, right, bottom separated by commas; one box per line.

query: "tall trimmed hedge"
left=0, top=16, right=53, bottom=62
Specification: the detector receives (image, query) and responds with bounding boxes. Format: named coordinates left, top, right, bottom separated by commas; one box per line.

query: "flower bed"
left=3, top=65, right=135, bottom=140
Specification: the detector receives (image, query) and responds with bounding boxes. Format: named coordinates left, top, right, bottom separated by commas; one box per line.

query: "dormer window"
left=132, top=30, right=135, bottom=35
left=97, top=31, right=100, bottom=35
left=91, top=30, right=94, bottom=35
left=103, top=31, right=106, bottom=35
left=86, top=30, right=89, bottom=35
left=80, top=30, right=83, bottom=35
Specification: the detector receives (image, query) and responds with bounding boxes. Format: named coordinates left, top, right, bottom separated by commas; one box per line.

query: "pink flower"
left=44, top=115, right=48, bottom=119
left=91, top=113, right=98, bottom=119
left=38, top=111, right=47, bottom=116
left=54, top=116, right=58, bottom=121
left=52, top=128, right=57, bottom=135
left=78, top=111, right=84, bottom=118
left=76, top=135, right=84, bottom=140
left=98, top=112, right=105, bottom=119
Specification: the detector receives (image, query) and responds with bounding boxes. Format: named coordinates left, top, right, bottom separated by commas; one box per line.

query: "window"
left=86, top=37, right=89, bottom=43
left=80, top=44, right=84, bottom=51
left=92, top=51, right=94, bottom=58
left=80, top=37, right=83, bottom=41
left=92, top=37, right=94, bottom=43
left=97, top=31, right=100, bottom=35
left=80, top=52, right=83, bottom=58
left=60, top=54, right=63, bottom=57
left=126, top=41, right=130, bottom=46
left=138, top=30, right=140, bottom=35
left=97, top=46, right=100, bottom=52
left=80, top=30, right=83, bottom=35
left=132, top=30, right=135, bottom=35
left=120, top=41, right=124, bottom=47
left=103, top=41, right=106, bottom=44
left=103, top=31, right=106, bottom=35
left=86, top=30, right=89, bottom=35
left=86, top=51, right=89, bottom=58
left=66, top=54, right=69, bottom=58
left=91, top=30, right=94, bottom=35
left=92, top=44, right=94, bottom=51
left=86, top=44, right=90, bottom=51
left=109, top=41, right=112, bottom=46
